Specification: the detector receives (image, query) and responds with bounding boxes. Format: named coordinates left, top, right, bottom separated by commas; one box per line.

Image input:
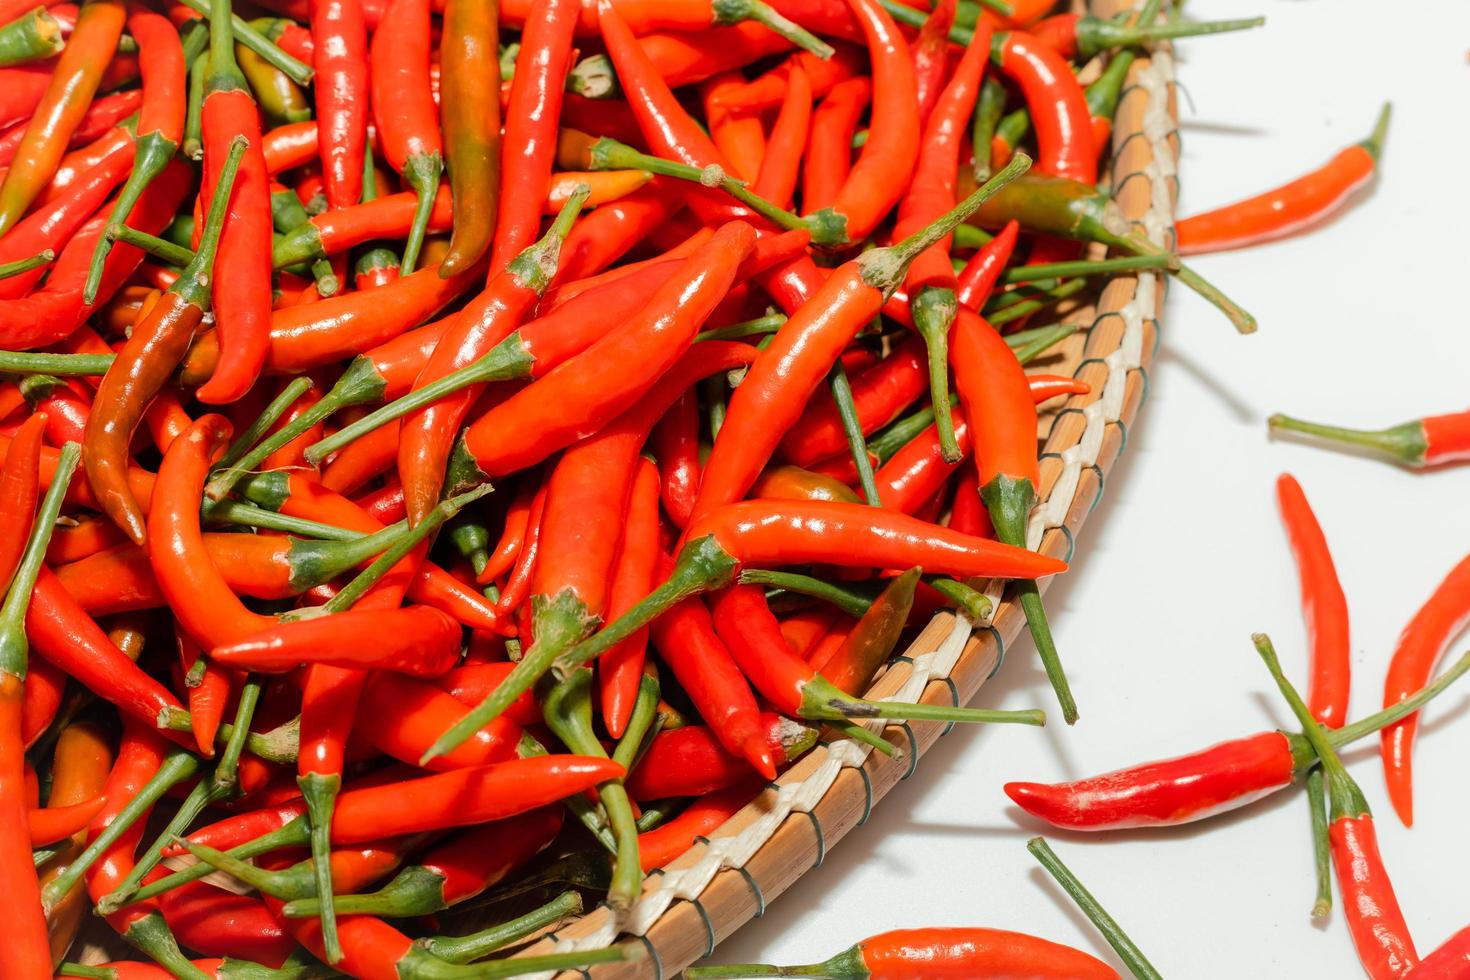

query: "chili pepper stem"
left=40, top=749, right=202, bottom=914
left=561, top=535, right=741, bottom=672
left=1359, top=102, right=1392, bottom=160
left=799, top=674, right=1044, bottom=726
left=1122, top=234, right=1256, bottom=333
left=175, top=0, right=312, bottom=85
left=121, top=910, right=215, bottom=980
left=1267, top=414, right=1425, bottom=467
left=401, top=150, right=444, bottom=274
left=213, top=375, right=315, bottom=477
left=831, top=719, right=900, bottom=757
left=84, top=130, right=183, bottom=304
left=127, top=816, right=312, bottom=905
left=910, top=287, right=962, bottom=462
left=173, top=836, right=309, bottom=898
left=739, top=568, right=874, bottom=618
left=862, top=154, right=1032, bottom=295
left=416, top=890, right=583, bottom=964
left=685, top=943, right=865, bottom=977
left=1028, top=837, right=1162, bottom=980
left=107, top=223, right=196, bottom=267
left=1324, top=651, right=1470, bottom=750
left=174, top=136, right=250, bottom=311
left=0, top=249, right=54, bottom=280
left=0, top=7, right=63, bottom=67
left=1001, top=252, right=1177, bottom=283
left=984, top=473, right=1076, bottom=724
left=1075, top=15, right=1265, bottom=61
left=420, top=587, right=598, bottom=765
left=401, top=943, right=642, bottom=978
left=1307, top=767, right=1332, bottom=920
left=696, top=312, right=787, bottom=343
left=712, top=0, right=834, bottom=59
left=926, top=576, right=994, bottom=621
left=158, top=707, right=300, bottom=764
left=298, top=770, right=344, bottom=962
left=284, top=862, right=445, bottom=918
left=829, top=360, right=882, bottom=506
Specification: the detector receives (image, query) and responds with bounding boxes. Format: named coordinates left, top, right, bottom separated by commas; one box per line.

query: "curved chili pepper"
left=238, top=29, right=312, bottom=126
left=627, top=712, right=815, bottom=800
left=1257, top=634, right=1418, bottom=978
left=702, top=71, right=766, bottom=184
left=1378, top=551, right=1470, bottom=827
left=910, top=0, right=954, bottom=125
left=369, top=0, right=440, bottom=272
left=195, top=0, right=273, bottom=405
left=356, top=671, right=522, bottom=770
left=809, top=566, right=919, bottom=694
left=802, top=76, right=868, bottom=211
left=309, top=0, right=366, bottom=210
left=83, top=136, right=244, bottom=545
left=1003, top=653, right=1470, bottom=832
left=1268, top=404, right=1470, bottom=471
left=955, top=217, right=1018, bottom=309
left=81, top=7, right=186, bottom=304
left=824, top=0, right=920, bottom=244
left=686, top=926, right=1120, bottom=979
left=436, top=0, right=500, bottom=277
left=489, top=0, right=579, bottom=275
left=460, top=221, right=756, bottom=477
left=601, top=457, right=661, bottom=736
left=270, top=185, right=452, bottom=268
left=653, top=385, right=701, bottom=531
left=637, top=776, right=759, bottom=870
left=557, top=182, right=682, bottom=280
left=784, top=337, right=928, bottom=469
left=751, top=61, right=810, bottom=210
left=479, top=481, right=535, bottom=585
left=993, top=30, right=1093, bottom=184
left=282, top=807, right=561, bottom=919
left=36, top=719, right=113, bottom=962
left=1412, top=924, right=1470, bottom=979
left=690, top=154, right=1030, bottom=524
left=708, top=42, right=862, bottom=112
left=1276, top=474, right=1350, bottom=727
left=1177, top=104, right=1389, bottom=255
left=212, top=605, right=462, bottom=676
left=0, top=0, right=125, bottom=233
left=157, top=878, right=297, bottom=967
left=0, top=437, right=77, bottom=978
left=397, top=189, right=588, bottom=524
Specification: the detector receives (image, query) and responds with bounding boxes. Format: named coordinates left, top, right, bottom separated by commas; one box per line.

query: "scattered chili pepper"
left=1269, top=403, right=1470, bottom=471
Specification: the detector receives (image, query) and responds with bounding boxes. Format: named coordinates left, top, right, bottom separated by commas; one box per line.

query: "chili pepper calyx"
left=1267, top=413, right=1426, bottom=468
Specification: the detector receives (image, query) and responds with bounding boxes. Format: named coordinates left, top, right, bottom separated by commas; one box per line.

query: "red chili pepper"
left=1276, top=474, right=1350, bottom=727
left=270, top=185, right=453, bottom=268
left=368, top=0, right=441, bottom=273
left=652, top=386, right=701, bottom=532
left=212, top=605, right=462, bottom=676
left=356, top=671, right=521, bottom=770
left=994, top=30, right=1095, bottom=184
left=1412, top=924, right=1470, bottom=979
left=1379, top=551, right=1470, bottom=827
left=627, top=712, right=814, bottom=799
left=1179, top=104, right=1389, bottom=255
left=460, top=221, right=756, bottom=477
left=685, top=926, right=1121, bottom=979
left=781, top=336, right=928, bottom=468
left=262, top=119, right=319, bottom=173
left=83, top=136, right=244, bottom=544
left=601, top=457, right=661, bottom=736
left=801, top=77, right=868, bottom=212
left=433, top=662, right=542, bottom=726
left=710, top=43, right=862, bottom=113
left=1268, top=404, right=1470, bottom=471
left=397, top=189, right=589, bottom=524
left=310, top=0, right=368, bottom=209
left=280, top=807, right=561, bottom=918
left=489, top=0, right=579, bottom=273
left=1257, top=634, right=1418, bottom=979
left=690, top=154, right=1029, bottom=524
left=194, top=0, right=273, bottom=405
left=157, top=878, right=297, bottom=967
left=557, top=182, right=684, bottom=281
left=0, top=88, right=138, bottom=168
left=955, top=218, right=1019, bottom=309
left=750, top=61, right=810, bottom=210
left=81, top=7, right=186, bottom=304
left=0, top=412, right=44, bottom=582
left=702, top=71, right=767, bottom=184
left=1003, top=654, right=1470, bottom=832
left=0, top=0, right=125, bottom=233
left=34, top=719, right=113, bottom=956
left=910, top=0, right=955, bottom=125
left=176, top=626, right=229, bottom=755
left=637, top=776, right=760, bottom=870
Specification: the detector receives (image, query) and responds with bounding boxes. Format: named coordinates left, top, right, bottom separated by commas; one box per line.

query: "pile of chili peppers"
left=14, top=0, right=1454, bottom=971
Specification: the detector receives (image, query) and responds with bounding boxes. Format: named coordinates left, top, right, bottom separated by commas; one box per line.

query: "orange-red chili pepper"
left=310, top=0, right=367, bottom=209
left=955, top=217, right=1018, bottom=309
left=637, top=776, right=759, bottom=871
left=910, top=0, right=955, bottom=126
left=1268, top=404, right=1470, bottom=471
left=0, top=88, right=139, bottom=168
left=686, top=927, right=1120, bottom=978
left=81, top=7, right=186, bottom=304
left=994, top=30, right=1094, bottom=184
left=489, top=0, right=578, bottom=273
left=710, top=43, right=862, bottom=113
left=702, top=71, right=766, bottom=184
left=156, top=878, right=297, bottom=967
left=1412, top=925, right=1470, bottom=979
left=627, top=712, right=814, bottom=800
left=83, top=136, right=244, bottom=544
left=751, top=62, right=810, bottom=211
left=0, top=412, right=44, bottom=581
left=369, top=0, right=441, bottom=272
left=1178, top=104, right=1389, bottom=255
left=35, top=719, right=113, bottom=961
left=802, top=76, right=868, bottom=212
left=271, top=184, right=453, bottom=268
left=479, top=479, right=535, bottom=585
left=1379, top=551, right=1470, bottom=827
left=557, top=182, right=683, bottom=281
left=356, top=671, right=521, bottom=770
left=1276, top=474, right=1350, bottom=727
left=211, top=605, right=463, bottom=676
left=601, top=457, right=661, bottom=736
left=436, top=0, right=501, bottom=276
left=195, top=0, right=273, bottom=405
left=0, top=0, right=125, bottom=233
left=782, top=336, right=928, bottom=468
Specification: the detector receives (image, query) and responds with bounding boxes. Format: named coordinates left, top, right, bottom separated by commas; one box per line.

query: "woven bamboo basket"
left=73, top=0, right=1174, bottom=969
left=480, top=1, right=1180, bottom=976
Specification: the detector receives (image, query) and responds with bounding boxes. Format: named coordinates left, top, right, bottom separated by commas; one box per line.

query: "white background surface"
left=706, top=1, right=1470, bottom=975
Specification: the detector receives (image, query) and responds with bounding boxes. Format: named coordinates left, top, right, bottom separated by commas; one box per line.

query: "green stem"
left=0, top=249, right=53, bottom=280
left=925, top=576, right=994, bottom=622
left=738, top=568, right=875, bottom=618
left=515, top=731, right=617, bottom=854
left=159, top=707, right=299, bottom=764
left=183, top=50, right=207, bottom=159
left=84, top=129, right=182, bottom=304
left=909, top=286, right=961, bottom=463
left=971, top=76, right=1006, bottom=181
left=829, top=359, right=882, bottom=507
left=403, top=944, right=642, bottom=978
left=1267, top=414, right=1425, bottom=468
left=0, top=350, right=112, bottom=375
left=696, top=311, right=786, bottom=343
left=0, top=7, right=64, bottom=68
left=1027, top=837, right=1163, bottom=980
left=108, top=223, right=195, bottom=268
left=985, top=280, right=1088, bottom=328
left=298, top=771, right=344, bottom=963
left=1307, top=766, right=1332, bottom=920
left=1003, top=252, right=1176, bottom=283
left=121, top=910, right=214, bottom=980
left=1075, top=14, right=1265, bottom=61
left=868, top=401, right=941, bottom=464
left=1123, top=234, right=1255, bottom=334
left=1326, top=652, right=1470, bottom=749
left=416, top=890, right=583, bottom=964
left=40, top=749, right=202, bottom=914
left=176, top=0, right=313, bottom=85
left=214, top=375, right=315, bottom=476
left=206, top=500, right=358, bottom=539
left=125, top=816, right=312, bottom=906
left=711, top=0, right=833, bottom=58
left=799, top=674, right=1044, bottom=727
left=401, top=151, right=444, bottom=274
left=0, top=442, right=78, bottom=675
left=1359, top=102, right=1392, bottom=161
